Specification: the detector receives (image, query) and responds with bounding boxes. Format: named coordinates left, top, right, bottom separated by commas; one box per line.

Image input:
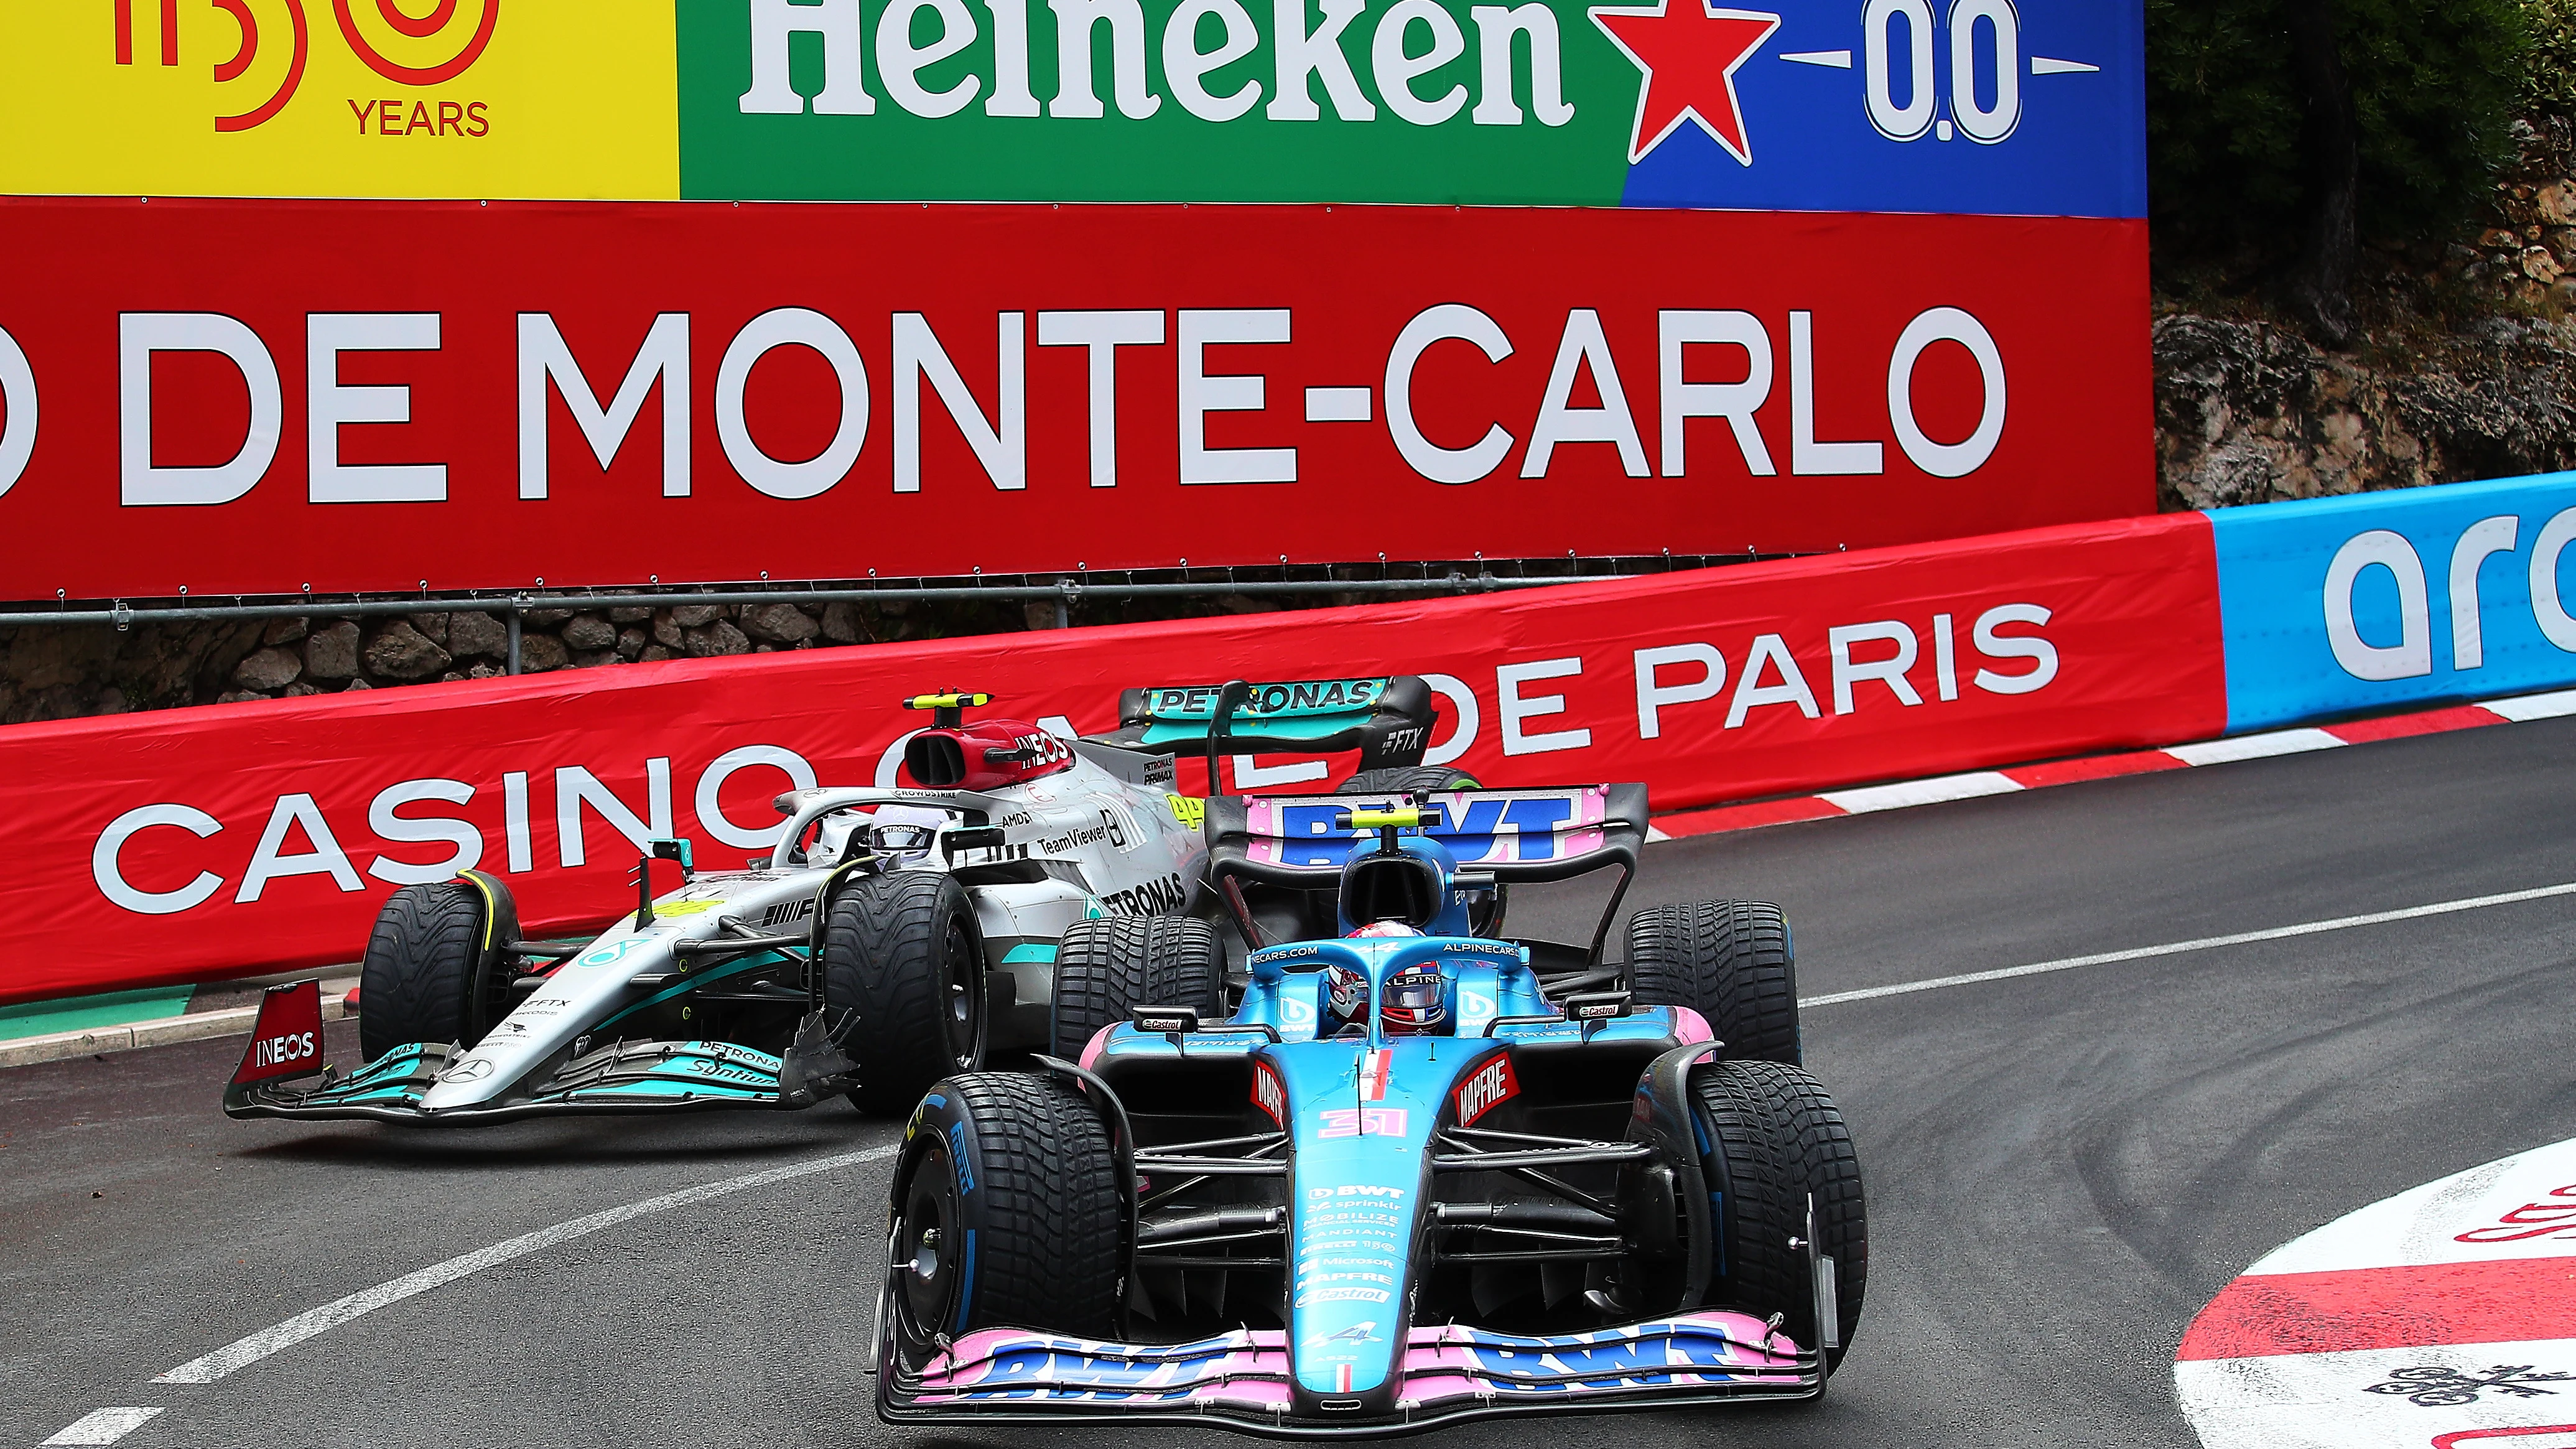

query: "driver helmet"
left=1380, top=964, right=1449, bottom=1036
left=1349, top=921, right=1421, bottom=939
left=1324, top=961, right=1368, bottom=1026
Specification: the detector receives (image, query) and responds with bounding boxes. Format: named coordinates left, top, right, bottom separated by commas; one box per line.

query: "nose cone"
left=1272, top=1037, right=1449, bottom=1413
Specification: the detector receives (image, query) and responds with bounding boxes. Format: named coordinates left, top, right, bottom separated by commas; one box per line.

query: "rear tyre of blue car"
left=1688, top=1058, right=1866, bottom=1371
left=884, top=1073, right=1125, bottom=1372
left=1048, top=916, right=1226, bottom=1060
left=822, top=870, right=987, bottom=1116
left=357, top=874, right=514, bottom=1061
left=1629, top=900, right=1801, bottom=1063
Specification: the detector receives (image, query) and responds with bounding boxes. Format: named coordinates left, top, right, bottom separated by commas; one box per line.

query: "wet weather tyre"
left=358, top=879, right=505, bottom=1061
left=1688, top=1059, right=1866, bottom=1371
left=1336, top=765, right=1482, bottom=797
left=1048, top=917, right=1226, bottom=1060
left=1334, top=767, right=1505, bottom=933
left=1629, top=900, right=1800, bottom=1064
left=822, top=871, right=987, bottom=1116
left=884, top=1072, right=1125, bottom=1369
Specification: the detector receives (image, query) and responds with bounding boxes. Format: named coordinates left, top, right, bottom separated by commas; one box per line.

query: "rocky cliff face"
left=2155, top=310, right=2576, bottom=511
left=2157, top=118, right=2576, bottom=512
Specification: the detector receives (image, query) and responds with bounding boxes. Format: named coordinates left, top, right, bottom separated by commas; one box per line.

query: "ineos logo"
left=253, top=1030, right=317, bottom=1067
left=113, top=0, right=500, bottom=134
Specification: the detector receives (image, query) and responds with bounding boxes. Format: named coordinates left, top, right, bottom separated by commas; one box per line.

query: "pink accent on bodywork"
left=909, top=1311, right=1806, bottom=1409
left=1671, top=1007, right=1714, bottom=1045
left=1078, top=1024, right=1117, bottom=1071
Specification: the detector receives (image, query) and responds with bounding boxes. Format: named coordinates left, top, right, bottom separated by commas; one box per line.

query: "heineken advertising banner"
left=0, top=2, right=2152, bottom=597
left=3, top=1, right=2142, bottom=210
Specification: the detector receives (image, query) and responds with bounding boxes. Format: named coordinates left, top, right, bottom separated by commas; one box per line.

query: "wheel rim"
left=895, top=1138, right=964, bottom=1342
left=940, top=913, right=985, bottom=1071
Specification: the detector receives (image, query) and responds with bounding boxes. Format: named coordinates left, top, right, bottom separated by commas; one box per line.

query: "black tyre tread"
left=357, top=882, right=485, bottom=1061
left=1630, top=900, right=1800, bottom=1064
left=946, top=1071, right=1126, bottom=1337
left=1688, top=1060, right=1808, bottom=1334
left=1048, top=917, right=1225, bottom=1060
left=824, top=871, right=980, bottom=1115
left=1336, top=765, right=1482, bottom=796
left=1690, top=1059, right=1866, bottom=1366
left=1764, top=1063, right=1867, bottom=1358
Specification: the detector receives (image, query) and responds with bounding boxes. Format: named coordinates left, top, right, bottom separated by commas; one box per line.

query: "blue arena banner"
left=2211, top=473, right=2576, bottom=732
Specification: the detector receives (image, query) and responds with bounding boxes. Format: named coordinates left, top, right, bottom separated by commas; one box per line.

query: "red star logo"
left=1588, top=2, right=1780, bottom=166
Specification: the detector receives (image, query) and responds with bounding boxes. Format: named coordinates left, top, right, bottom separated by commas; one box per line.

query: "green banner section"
left=676, top=0, right=1633, bottom=202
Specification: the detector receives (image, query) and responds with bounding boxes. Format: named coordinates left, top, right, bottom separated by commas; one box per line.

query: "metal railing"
left=0, top=554, right=1780, bottom=674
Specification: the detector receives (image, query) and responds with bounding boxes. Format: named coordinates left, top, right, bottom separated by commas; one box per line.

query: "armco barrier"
left=1, top=511, right=2220, bottom=1004
left=2209, top=470, right=2576, bottom=731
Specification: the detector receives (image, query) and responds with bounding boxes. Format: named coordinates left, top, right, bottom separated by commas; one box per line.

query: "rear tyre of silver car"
left=1688, top=1058, right=1866, bottom=1370
left=822, top=870, right=987, bottom=1116
left=884, top=1072, right=1125, bottom=1371
left=358, top=874, right=514, bottom=1061
left=1628, top=900, right=1801, bottom=1064
left=1333, top=766, right=1505, bottom=934
left=1047, top=917, right=1227, bottom=1060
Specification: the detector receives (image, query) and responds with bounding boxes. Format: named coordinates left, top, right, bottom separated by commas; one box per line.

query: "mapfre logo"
left=1452, top=1053, right=1518, bottom=1126
left=112, top=0, right=500, bottom=133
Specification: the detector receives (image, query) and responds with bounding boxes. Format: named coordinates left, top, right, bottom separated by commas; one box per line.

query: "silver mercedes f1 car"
left=223, top=677, right=1457, bottom=1125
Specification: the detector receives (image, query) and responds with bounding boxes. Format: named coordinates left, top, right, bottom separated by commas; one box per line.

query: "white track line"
left=1807, top=878, right=2576, bottom=1008
left=152, top=1143, right=898, bottom=1385
left=40, top=1409, right=162, bottom=1446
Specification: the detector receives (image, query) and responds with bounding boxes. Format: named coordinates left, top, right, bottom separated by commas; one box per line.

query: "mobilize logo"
left=112, top=0, right=500, bottom=134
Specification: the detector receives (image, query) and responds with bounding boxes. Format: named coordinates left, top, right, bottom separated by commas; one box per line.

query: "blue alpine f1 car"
left=873, top=784, right=1866, bottom=1435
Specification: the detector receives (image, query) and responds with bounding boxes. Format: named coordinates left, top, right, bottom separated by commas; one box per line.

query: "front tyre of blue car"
left=884, top=1073, right=1128, bottom=1376
left=1688, top=1058, right=1866, bottom=1372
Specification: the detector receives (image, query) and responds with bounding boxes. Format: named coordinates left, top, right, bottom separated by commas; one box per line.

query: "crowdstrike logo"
left=112, top=0, right=500, bottom=134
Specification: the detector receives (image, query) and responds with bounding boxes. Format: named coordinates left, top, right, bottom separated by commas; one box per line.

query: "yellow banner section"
left=0, top=1, right=676, bottom=199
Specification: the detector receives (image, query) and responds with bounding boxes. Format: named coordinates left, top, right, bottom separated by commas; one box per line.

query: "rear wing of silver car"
left=1086, top=676, right=1438, bottom=771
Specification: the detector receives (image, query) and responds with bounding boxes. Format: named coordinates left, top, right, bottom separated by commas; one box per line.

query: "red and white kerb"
left=2176, top=1136, right=2576, bottom=1449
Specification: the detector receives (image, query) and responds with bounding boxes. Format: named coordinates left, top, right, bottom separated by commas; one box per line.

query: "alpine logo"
left=1359, top=1048, right=1392, bottom=1101
left=1453, top=1053, right=1520, bottom=1126
left=1251, top=1060, right=1287, bottom=1127
left=1100, top=872, right=1186, bottom=917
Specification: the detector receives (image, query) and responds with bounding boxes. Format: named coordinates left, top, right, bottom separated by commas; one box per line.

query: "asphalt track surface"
left=13, top=719, right=2576, bottom=1448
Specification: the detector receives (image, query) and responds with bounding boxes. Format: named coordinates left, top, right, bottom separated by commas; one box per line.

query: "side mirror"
left=1131, top=1005, right=1201, bottom=1037
left=1561, top=990, right=1632, bottom=1023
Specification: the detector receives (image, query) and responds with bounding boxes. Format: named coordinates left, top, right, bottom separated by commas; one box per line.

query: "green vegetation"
left=2148, top=0, right=2527, bottom=251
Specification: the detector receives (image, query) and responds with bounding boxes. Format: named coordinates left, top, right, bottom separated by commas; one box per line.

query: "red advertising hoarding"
left=0, top=197, right=2151, bottom=599
left=0, top=512, right=2220, bottom=1004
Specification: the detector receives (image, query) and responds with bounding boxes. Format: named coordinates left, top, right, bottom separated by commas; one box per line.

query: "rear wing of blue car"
left=1202, top=782, right=1650, bottom=968
left=1086, top=676, right=1438, bottom=771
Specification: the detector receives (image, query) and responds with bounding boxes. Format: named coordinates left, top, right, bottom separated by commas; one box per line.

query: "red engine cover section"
left=903, top=720, right=1076, bottom=791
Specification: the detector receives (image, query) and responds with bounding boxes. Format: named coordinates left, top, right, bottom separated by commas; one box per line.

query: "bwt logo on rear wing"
left=1212, top=784, right=1648, bottom=878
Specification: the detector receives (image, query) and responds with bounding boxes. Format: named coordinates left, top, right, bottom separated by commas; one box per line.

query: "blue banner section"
left=2210, top=473, right=2576, bottom=732
left=1618, top=0, right=2144, bottom=218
